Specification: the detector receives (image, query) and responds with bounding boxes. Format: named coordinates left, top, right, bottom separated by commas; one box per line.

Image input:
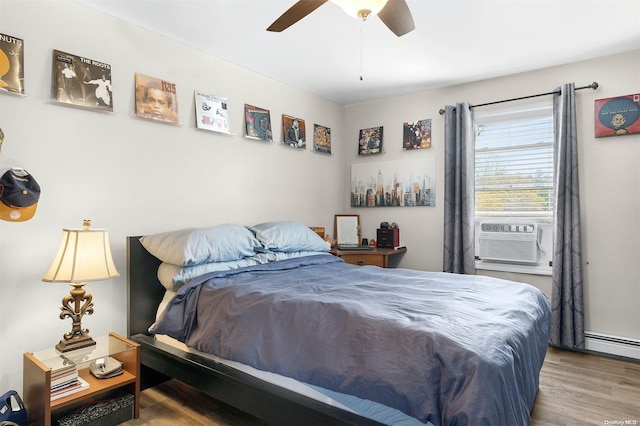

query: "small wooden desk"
left=330, top=246, right=407, bottom=268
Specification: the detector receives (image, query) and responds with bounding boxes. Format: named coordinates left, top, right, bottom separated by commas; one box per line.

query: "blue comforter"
left=150, top=255, right=551, bottom=425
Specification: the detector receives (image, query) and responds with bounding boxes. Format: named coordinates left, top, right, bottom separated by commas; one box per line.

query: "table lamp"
left=42, top=220, right=119, bottom=352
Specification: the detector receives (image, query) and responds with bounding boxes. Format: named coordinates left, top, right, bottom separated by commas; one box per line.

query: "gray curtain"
left=550, top=83, right=585, bottom=349
left=443, top=103, right=476, bottom=274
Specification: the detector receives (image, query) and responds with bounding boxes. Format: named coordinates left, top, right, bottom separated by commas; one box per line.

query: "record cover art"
left=283, top=114, right=306, bottom=149
left=244, top=104, right=272, bottom=141
left=313, top=124, right=331, bottom=154
left=195, top=91, right=230, bottom=133
left=135, top=73, right=179, bottom=123
left=358, top=126, right=383, bottom=155
left=52, top=50, right=112, bottom=111
left=594, top=94, right=640, bottom=137
left=403, top=119, right=431, bottom=150
left=0, top=33, right=24, bottom=94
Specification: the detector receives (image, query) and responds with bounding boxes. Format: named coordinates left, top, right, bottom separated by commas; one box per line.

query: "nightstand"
left=331, top=247, right=407, bottom=268
left=23, top=332, right=140, bottom=426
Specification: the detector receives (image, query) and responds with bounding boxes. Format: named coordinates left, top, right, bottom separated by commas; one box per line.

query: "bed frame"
left=126, top=236, right=385, bottom=426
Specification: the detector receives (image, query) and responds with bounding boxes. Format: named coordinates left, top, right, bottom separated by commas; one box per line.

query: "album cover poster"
left=358, top=126, right=383, bottom=155
left=244, top=104, right=272, bottom=142
left=134, top=73, right=179, bottom=123
left=283, top=114, right=306, bottom=149
left=403, top=119, right=432, bottom=150
left=195, top=91, right=230, bottom=133
left=313, top=124, right=331, bottom=154
left=594, top=94, right=640, bottom=137
left=0, top=33, right=24, bottom=94
left=52, top=49, right=113, bottom=111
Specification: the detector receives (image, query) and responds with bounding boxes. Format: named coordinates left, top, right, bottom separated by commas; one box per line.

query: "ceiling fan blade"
left=377, top=0, right=415, bottom=37
left=267, top=0, right=329, bottom=32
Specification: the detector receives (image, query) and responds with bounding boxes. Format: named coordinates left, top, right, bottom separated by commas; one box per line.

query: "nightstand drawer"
left=340, top=254, right=385, bottom=267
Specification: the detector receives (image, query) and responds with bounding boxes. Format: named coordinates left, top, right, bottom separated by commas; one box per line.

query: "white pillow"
left=140, top=223, right=261, bottom=266
left=157, top=258, right=260, bottom=291
left=249, top=221, right=331, bottom=253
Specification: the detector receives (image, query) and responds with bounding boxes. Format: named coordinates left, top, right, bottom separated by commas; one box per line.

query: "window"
left=475, top=102, right=554, bottom=216
left=474, top=101, right=554, bottom=275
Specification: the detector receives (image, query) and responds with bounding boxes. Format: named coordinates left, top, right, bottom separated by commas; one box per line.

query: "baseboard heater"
left=584, top=332, right=640, bottom=360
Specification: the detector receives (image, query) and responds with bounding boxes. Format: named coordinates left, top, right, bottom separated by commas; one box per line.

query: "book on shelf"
left=49, top=364, right=78, bottom=378
left=51, top=376, right=79, bottom=394
left=51, top=377, right=89, bottom=401
left=51, top=363, right=75, bottom=374
left=51, top=375, right=79, bottom=390
left=50, top=362, right=78, bottom=386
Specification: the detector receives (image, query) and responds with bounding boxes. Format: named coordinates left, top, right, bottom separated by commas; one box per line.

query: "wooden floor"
left=123, top=347, right=640, bottom=425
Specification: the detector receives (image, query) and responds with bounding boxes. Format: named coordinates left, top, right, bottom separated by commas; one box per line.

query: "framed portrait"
left=403, top=119, right=431, bottom=150
left=245, top=104, right=272, bottom=142
left=334, top=214, right=360, bottom=245
left=313, top=124, right=332, bottom=154
left=52, top=49, right=113, bottom=111
left=195, top=91, right=230, bottom=134
left=134, top=73, right=179, bottom=123
left=358, top=126, right=383, bottom=155
left=283, top=114, right=306, bottom=148
left=594, top=94, right=640, bottom=137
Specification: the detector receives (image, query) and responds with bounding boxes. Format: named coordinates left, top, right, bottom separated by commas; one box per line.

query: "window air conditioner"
left=478, top=223, right=539, bottom=264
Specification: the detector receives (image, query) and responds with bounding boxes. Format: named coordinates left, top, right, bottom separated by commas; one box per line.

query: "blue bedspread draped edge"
left=150, top=255, right=551, bottom=425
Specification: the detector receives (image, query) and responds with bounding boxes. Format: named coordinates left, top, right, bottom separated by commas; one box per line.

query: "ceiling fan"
left=267, top=0, right=415, bottom=37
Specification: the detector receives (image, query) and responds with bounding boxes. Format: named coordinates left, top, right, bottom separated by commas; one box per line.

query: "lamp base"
left=56, top=282, right=96, bottom=353
left=56, top=334, right=96, bottom=353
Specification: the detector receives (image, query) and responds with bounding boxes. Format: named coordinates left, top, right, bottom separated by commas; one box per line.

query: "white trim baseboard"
left=584, top=332, right=640, bottom=360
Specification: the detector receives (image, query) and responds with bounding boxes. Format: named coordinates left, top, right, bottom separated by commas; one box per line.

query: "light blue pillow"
left=157, top=258, right=260, bottom=291
left=249, top=221, right=331, bottom=253
left=140, top=223, right=261, bottom=266
left=251, top=251, right=332, bottom=264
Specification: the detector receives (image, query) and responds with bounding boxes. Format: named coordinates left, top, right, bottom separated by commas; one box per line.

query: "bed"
left=127, top=221, right=551, bottom=426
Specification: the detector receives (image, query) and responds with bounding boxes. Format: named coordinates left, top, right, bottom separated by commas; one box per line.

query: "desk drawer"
left=340, top=254, right=384, bottom=267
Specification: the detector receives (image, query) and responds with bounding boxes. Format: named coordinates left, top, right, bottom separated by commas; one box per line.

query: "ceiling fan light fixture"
left=331, top=0, right=389, bottom=20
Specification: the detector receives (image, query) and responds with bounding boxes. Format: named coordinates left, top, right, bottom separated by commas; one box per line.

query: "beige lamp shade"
left=42, top=220, right=119, bottom=283
left=331, top=0, right=389, bottom=19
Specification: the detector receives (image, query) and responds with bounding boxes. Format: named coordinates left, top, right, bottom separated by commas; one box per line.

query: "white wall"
left=343, top=50, right=640, bottom=347
left=0, top=0, right=347, bottom=393
left=1, top=0, right=639, bottom=397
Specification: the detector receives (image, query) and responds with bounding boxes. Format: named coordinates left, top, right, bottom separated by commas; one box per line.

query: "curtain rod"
left=438, top=82, right=598, bottom=115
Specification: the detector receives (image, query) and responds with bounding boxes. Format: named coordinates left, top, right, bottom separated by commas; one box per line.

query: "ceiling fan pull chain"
left=360, top=20, right=364, bottom=81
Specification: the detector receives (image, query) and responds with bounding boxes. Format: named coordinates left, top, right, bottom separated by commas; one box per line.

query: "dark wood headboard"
left=126, top=236, right=165, bottom=337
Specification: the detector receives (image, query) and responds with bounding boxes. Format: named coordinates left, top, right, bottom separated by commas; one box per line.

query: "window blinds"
left=474, top=102, right=554, bottom=216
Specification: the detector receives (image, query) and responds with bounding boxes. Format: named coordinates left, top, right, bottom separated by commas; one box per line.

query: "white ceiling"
left=75, top=0, right=640, bottom=105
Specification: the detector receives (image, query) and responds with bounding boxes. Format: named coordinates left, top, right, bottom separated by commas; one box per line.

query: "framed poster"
left=195, top=91, right=230, bottom=134
left=283, top=114, right=306, bottom=148
left=313, top=124, right=331, bottom=154
left=52, top=49, right=113, bottom=111
left=358, top=126, right=383, bottom=155
left=351, top=158, right=435, bottom=207
left=595, top=94, right=640, bottom=137
left=334, top=214, right=360, bottom=245
left=0, top=33, right=24, bottom=94
left=134, top=73, right=179, bottom=123
left=403, top=119, right=431, bottom=150
left=244, top=104, right=272, bottom=142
